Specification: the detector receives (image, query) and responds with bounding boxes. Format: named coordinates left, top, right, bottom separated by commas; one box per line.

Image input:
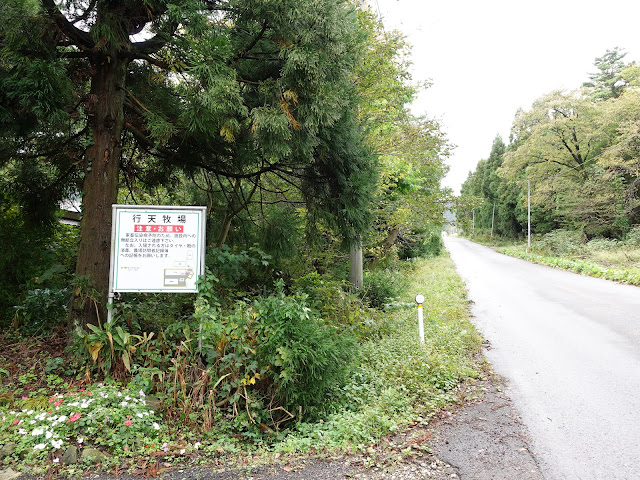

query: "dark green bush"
left=194, top=277, right=356, bottom=429
left=536, top=229, right=586, bottom=256
left=205, top=245, right=274, bottom=300
left=0, top=203, right=78, bottom=329
left=398, top=227, right=443, bottom=259
left=362, top=269, right=408, bottom=309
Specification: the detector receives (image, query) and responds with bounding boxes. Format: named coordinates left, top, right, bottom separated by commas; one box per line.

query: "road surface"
left=444, top=236, right=640, bottom=480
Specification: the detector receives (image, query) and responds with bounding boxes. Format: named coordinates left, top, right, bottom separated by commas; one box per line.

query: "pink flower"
left=67, top=413, right=81, bottom=423
left=124, top=420, right=132, bottom=427
left=54, top=400, right=63, bottom=407
left=12, top=420, right=19, bottom=425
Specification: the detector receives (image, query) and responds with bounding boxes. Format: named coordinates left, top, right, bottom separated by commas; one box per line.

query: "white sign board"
left=109, top=205, right=206, bottom=293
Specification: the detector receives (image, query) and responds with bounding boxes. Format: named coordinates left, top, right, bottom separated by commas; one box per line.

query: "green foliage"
left=12, top=288, right=69, bottom=335
left=204, top=246, right=274, bottom=299
left=0, top=385, right=165, bottom=461
left=362, top=269, right=408, bottom=309
left=500, top=247, right=640, bottom=285
left=293, top=272, right=379, bottom=336
left=625, top=226, right=640, bottom=246
left=276, top=256, right=482, bottom=452
left=535, top=229, right=587, bottom=256
left=71, top=320, right=155, bottom=379
left=462, top=50, right=640, bottom=242
left=397, top=227, right=443, bottom=259
left=0, top=198, right=77, bottom=329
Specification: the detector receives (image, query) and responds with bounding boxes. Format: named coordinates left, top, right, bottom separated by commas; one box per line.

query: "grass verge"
left=0, top=254, right=482, bottom=476
left=499, top=247, right=640, bottom=286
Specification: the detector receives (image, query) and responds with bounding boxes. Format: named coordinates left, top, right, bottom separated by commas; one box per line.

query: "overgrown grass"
left=499, top=247, right=640, bottom=285
left=0, top=255, right=482, bottom=476
left=464, top=227, right=640, bottom=285
left=491, top=227, right=640, bottom=285
left=274, top=255, right=482, bottom=452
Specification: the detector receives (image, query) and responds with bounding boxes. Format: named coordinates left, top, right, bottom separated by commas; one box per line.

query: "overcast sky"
left=367, top=0, right=640, bottom=193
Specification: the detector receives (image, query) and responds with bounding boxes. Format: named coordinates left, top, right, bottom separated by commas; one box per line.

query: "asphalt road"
left=444, top=236, right=640, bottom=480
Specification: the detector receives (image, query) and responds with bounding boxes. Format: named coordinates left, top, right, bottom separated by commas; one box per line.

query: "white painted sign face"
left=110, top=205, right=206, bottom=293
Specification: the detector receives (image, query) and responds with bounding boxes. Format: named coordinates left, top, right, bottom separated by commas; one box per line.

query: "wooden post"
left=349, top=240, right=363, bottom=290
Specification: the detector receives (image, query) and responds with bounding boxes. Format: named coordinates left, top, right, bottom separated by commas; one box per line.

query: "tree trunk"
left=70, top=51, right=128, bottom=328
left=368, top=226, right=401, bottom=269
left=215, top=211, right=234, bottom=248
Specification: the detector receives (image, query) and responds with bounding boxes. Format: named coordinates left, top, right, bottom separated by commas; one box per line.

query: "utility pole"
left=491, top=202, right=495, bottom=237
left=349, top=239, right=363, bottom=290
left=472, top=209, right=475, bottom=233
left=527, top=179, right=531, bottom=252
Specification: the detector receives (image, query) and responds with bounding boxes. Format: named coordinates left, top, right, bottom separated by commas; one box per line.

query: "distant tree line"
left=458, top=47, right=640, bottom=239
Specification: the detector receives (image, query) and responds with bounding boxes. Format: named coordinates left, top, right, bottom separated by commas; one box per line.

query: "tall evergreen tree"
left=0, top=0, right=375, bottom=327
left=583, top=47, right=629, bottom=101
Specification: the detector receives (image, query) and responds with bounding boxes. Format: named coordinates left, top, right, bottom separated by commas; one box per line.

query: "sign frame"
left=108, top=204, right=207, bottom=296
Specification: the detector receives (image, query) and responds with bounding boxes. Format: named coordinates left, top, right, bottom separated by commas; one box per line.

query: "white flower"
left=180, top=449, right=185, bottom=454
left=57, top=415, right=68, bottom=422
left=29, top=420, right=36, bottom=425
left=27, top=410, right=34, bottom=415
left=152, top=422, right=160, bottom=430
left=117, top=392, right=122, bottom=397
left=18, top=429, right=27, bottom=435
left=139, top=390, right=146, bottom=397
left=33, top=443, right=46, bottom=450
left=136, top=413, right=143, bottom=419
left=193, top=442, right=200, bottom=450
left=77, top=437, right=83, bottom=444
left=121, top=401, right=128, bottom=407
left=45, top=431, right=53, bottom=439
left=125, top=396, right=131, bottom=401
left=53, top=458, right=59, bottom=463
left=51, top=439, right=63, bottom=449
left=31, top=428, right=44, bottom=436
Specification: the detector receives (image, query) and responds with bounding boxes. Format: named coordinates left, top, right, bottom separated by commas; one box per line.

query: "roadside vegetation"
left=0, top=1, right=483, bottom=477
left=466, top=228, right=640, bottom=286
left=0, top=252, right=482, bottom=477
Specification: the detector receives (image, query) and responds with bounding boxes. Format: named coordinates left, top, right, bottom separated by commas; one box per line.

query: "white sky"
left=368, top=0, right=640, bottom=193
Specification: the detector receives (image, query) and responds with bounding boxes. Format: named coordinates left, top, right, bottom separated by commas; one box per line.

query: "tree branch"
left=41, top=0, right=94, bottom=50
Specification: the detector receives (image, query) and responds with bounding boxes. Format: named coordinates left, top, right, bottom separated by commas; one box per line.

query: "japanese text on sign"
left=110, top=206, right=206, bottom=293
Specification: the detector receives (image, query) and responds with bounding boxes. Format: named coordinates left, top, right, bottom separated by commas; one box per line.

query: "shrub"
left=362, top=269, right=408, bottom=309
left=12, top=287, right=69, bottom=335
left=155, top=276, right=356, bottom=434
left=293, top=272, right=379, bottom=336
left=585, top=237, right=619, bottom=251
left=624, top=226, right=640, bottom=246
left=398, top=227, right=443, bottom=259
left=252, top=282, right=355, bottom=419
left=536, top=229, right=586, bottom=256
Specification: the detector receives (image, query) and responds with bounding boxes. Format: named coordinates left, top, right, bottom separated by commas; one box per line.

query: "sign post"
left=415, top=294, right=425, bottom=345
left=107, top=205, right=207, bottom=323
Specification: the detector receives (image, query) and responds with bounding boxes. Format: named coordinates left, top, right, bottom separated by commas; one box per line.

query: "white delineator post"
left=415, top=294, right=425, bottom=345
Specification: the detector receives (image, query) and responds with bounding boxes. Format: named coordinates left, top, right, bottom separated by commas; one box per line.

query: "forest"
left=458, top=48, right=640, bottom=243
left=0, top=0, right=481, bottom=474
